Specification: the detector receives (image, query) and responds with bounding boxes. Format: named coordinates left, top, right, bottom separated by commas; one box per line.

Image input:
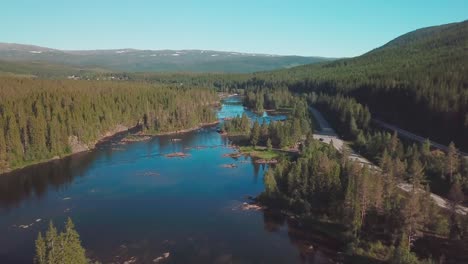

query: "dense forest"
left=260, top=135, right=468, bottom=263
left=0, top=77, right=217, bottom=173
left=308, top=92, right=468, bottom=201
left=5, top=21, right=465, bottom=151
left=223, top=97, right=312, bottom=149
left=212, top=20, right=468, bottom=150
left=233, top=87, right=468, bottom=262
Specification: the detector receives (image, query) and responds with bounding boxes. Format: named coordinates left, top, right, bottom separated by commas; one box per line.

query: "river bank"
left=0, top=120, right=220, bottom=176
left=0, top=124, right=133, bottom=175
left=137, top=120, right=220, bottom=137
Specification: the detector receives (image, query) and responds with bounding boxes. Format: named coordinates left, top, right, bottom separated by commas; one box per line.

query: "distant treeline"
left=0, top=77, right=217, bottom=172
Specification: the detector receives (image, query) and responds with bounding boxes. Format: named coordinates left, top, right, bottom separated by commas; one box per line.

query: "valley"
left=0, top=8, right=467, bottom=264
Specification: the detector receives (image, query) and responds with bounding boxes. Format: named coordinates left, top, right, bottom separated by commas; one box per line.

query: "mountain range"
left=0, top=43, right=333, bottom=74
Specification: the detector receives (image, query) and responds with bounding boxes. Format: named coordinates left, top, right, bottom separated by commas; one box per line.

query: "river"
left=0, top=96, right=337, bottom=264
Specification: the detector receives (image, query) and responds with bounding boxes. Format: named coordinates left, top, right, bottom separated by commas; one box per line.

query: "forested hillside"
left=242, top=20, right=468, bottom=150
left=0, top=77, right=217, bottom=173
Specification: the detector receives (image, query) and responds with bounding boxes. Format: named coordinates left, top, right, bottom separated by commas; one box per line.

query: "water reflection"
left=0, top=151, right=98, bottom=210
left=261, top=209, right=343, bottom=264
left=0, top=96, right=282, bottom=211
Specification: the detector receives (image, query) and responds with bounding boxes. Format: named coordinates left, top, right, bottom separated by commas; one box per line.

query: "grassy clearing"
left=239, top=146, right=280, bottom=159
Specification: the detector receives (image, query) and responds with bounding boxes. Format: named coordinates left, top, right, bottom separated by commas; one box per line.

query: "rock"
left=165, top=152, right=190, bottom=158
left=121, top=135, right=151, bottom=143
left=240, top=202, right=263, bottom=211
left=221, top=163, right=237, bottom=168
left=153, top=252, right=170, bottom=263
left=254, top=159, right=278, bottom=164
left=223, top=153, right=241, bottom=158
left=136, top=171, right=160, bottom=177
left=68, top=135, right=90, bottom=153
left=124, top=256, right=137, bottom=264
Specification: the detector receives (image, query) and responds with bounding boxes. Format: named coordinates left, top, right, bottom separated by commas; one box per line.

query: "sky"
left=1, top=0, right=467, bottom=57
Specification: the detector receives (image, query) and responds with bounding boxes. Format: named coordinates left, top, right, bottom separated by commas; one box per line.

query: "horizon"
left=2, top=0, right=467, bottom=57
left=0, top=41, right=335, bottom=58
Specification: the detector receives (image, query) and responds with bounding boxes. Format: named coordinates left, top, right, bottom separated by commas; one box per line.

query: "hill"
left=0, top=43, right=333, bottom=73
left=249, top=20, right=468, bottom=150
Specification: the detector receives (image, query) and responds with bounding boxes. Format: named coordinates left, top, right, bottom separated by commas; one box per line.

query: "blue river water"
left=0, top=97, right=336, bottom=263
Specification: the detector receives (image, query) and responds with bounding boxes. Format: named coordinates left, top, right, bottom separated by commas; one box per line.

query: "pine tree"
left=358, top=165, right=371, bottom=228
left=5, top=111, right=23, bottom=166
left=28, top=106, right=48, bottom=160
left=390, top=232, right=420, bottom=264
left=421, top=139, right=431, bottom=156
left=341, top=144, right=351, bottom=167
left=344, top=162, right=363, bottom=237
left=250, top=120, right=260, bottom=147
left=45, top=221, right=59, bottom=264
left=266, top=138, right=273, bottom=151
left=409, top=157, right=425, bottom=191
left=260, top=120, right=269, bottom=142
left=448, top=181, right=464, bottom=239
left=349, top=116, right=358, bottom=137
left=389, top=130, right=399, bottom=156
left=402, top=184, right=424, bottom=248
left=35, top=232, right=47, bottom=264
left=264, top=169, right=278, bottom=195
left=240, top=112, right=250, bottom=134
left=35, top=219, right=88, bottom=264
left=446, top=142, right=459, bottom=183
left=380, top=149, right=392, bottom=174
left=61, top=218, right=88, bottom=264
left=0, top=125, right=7, bottom=171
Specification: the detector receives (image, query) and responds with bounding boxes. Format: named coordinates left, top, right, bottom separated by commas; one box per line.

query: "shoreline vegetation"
left=0, top=77, right=220, bottom=175
left=0, top=124, right=133, bottom=175
left=137, top=120, right=220, bottom=137
left=1, top=120, right=221, bottom=175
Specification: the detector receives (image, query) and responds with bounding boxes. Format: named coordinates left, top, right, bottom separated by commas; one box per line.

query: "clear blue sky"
left=1, top=0, right=466, bottom=57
